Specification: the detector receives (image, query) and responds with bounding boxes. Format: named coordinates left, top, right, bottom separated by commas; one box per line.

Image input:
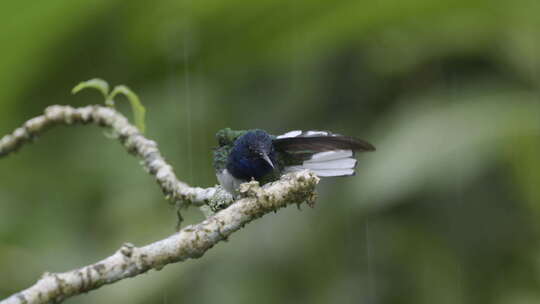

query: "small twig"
left=0, top=171, right=319, bottom=304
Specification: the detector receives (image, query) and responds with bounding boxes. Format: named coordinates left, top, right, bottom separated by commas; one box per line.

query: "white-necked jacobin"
left=213, top=128, right=375, bottom=194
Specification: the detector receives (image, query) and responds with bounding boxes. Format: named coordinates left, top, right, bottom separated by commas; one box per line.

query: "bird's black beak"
left=261, top=152, right=274, bottom=169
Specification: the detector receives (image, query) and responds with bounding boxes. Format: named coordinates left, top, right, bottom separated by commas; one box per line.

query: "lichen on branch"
left=0, top=105, right=222, bottom=208
left=1, top=171, right=319, bottom=304
left=0, top=104, right=320, bottom=304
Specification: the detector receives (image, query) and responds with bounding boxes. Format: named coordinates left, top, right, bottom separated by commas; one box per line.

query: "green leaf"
left=109, top=85, right=147, bottom=134
left=71, top=78, right=110, bottom=100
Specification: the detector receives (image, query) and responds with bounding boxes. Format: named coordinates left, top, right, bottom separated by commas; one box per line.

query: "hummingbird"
left=213, top=128, right=375, bottom=194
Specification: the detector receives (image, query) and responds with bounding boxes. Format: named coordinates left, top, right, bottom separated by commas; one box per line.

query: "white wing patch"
left=277, top=130, right=339, bottom=139
left=276, top=130, right=302, bottom=139
left=305, top=130, right=331, bottom=136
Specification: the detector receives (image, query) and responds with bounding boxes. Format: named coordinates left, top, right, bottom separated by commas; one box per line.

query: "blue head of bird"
left=226, top=130, right=277, bottom=181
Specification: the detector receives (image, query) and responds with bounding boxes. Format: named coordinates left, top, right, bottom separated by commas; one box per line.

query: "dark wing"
left=272, top=130, right=375, bottom=177
left=273, top=135, right=375, bottom=153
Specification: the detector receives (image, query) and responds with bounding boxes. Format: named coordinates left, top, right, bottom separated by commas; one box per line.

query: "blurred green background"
left=1, top=0, right=540, bottom=303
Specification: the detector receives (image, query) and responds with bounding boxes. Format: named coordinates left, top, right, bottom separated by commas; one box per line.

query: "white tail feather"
left=283, top=166, right=355, bottom=176
left=313, top=169, right=355, bottom=176
left=303, top=158, right=356, bottom=170
left=306, top=150, right=353, bottom=162
left=284, top=151, right=357, bottom=177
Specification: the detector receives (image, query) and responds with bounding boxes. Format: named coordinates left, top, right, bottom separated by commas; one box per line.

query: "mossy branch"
left=0, top=104, right=320, bottom=304
left=0, top=105, right=218, bottom=209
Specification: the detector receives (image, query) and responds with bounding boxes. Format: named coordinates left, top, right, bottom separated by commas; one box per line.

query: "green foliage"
left=72, top=78, right=110, bottom=100
left=108, top=85, right=147, bottom=134
left=72, top=79, right=147, bottom=134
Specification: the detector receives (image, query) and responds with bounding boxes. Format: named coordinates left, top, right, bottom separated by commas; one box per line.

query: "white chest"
left=216, top=169, right=244, bottom=195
